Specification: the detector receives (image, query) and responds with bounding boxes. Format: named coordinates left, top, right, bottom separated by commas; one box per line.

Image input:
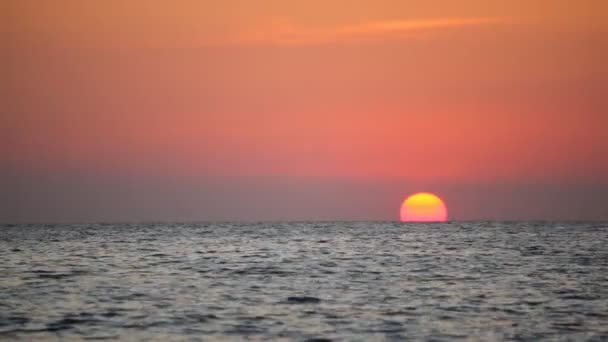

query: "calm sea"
left=1, top=222, right=607, bottom=341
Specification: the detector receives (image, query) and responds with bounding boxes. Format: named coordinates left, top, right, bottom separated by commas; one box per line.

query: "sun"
left=400, top=192, right=448, bottom=222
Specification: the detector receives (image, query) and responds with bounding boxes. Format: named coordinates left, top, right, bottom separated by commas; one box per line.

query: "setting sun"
left=400, top=193, right=448, bottom=222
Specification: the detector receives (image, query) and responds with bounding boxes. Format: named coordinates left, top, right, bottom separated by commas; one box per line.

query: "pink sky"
left=2, top=0, right=607, bottom=222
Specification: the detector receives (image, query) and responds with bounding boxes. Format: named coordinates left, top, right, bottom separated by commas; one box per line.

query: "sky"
left=2, top=0, right=607, bottom=222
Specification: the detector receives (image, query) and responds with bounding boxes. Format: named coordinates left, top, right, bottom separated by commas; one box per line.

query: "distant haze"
left=2, top=0, right=607, bottom=222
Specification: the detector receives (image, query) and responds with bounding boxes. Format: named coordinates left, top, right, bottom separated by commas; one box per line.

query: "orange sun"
left=400, top=192, right=448, bottom=222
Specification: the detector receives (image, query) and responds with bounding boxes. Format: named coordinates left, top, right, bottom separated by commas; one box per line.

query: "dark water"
left=1, top=222, right=607, bottom=341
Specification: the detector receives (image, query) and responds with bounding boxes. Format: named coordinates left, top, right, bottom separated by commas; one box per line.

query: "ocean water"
left=1, top=222, right=607, bottom=341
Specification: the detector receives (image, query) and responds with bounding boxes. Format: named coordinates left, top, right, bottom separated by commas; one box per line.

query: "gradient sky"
left=2, top=0, right=607, bottom=222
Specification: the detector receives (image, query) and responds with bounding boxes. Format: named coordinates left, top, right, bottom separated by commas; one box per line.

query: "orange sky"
left=2, top=1, right=607, bottom=221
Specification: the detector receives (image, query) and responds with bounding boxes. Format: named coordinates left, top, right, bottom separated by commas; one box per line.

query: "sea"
left=1, top=222, right=607, bottom=341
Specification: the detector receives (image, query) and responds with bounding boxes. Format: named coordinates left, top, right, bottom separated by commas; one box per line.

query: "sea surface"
left=1, top=222, right=607, bottom=341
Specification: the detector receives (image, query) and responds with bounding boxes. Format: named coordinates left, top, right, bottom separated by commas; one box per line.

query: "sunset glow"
left=3, top=1, right=606, bottom=222
left=400, top=193, right=448, bottom=222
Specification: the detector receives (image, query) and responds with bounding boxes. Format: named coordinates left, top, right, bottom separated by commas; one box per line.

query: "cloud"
left=219, top=17, right=501, bottom=46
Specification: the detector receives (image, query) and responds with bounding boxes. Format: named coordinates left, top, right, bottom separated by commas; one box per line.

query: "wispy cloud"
left=218, top=17, right=501, bottom=46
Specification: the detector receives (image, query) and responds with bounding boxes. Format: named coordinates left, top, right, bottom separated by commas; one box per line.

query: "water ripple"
left=0, top=222, right=607, bottom=340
